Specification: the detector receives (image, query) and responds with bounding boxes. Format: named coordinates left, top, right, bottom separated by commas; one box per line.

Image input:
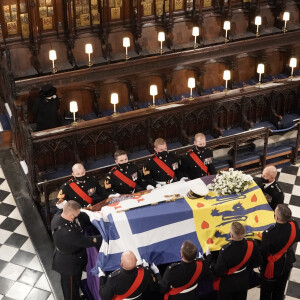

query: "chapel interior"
left=0, top=0, right=300, bottom=299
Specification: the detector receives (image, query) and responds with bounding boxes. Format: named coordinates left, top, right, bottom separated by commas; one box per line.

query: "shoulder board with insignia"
left=110, top=166, right=117, bottom=172
left=222, top=242, right=232, bottom=250
left=169, top=262, right=181, bottom=269
left=265, top=224, right=276, bottom=233
left=109, top=268, right=122, bottom=278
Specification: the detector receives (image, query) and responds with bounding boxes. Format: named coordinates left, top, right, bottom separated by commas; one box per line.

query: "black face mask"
left=75, top=175, right=86, bottom=181
left=159, top=151, right=168, bottom=158
left=119, top=162, right=129, bottom=169
left=262, top=177, right=269, bottom=184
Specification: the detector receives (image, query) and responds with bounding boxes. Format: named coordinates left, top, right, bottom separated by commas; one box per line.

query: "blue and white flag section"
left=84, top=198, right=202, bottom=274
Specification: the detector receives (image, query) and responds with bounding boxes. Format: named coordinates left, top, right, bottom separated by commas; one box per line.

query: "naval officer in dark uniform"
left=104, top=150, right=147, bottom=195
left=211, top=222, right=262, bottom=300
left=181, top=133, right=216, bottom=179
left=260, top=204, right=300, bottom=300
left=57, top=163, right=108, bottom=208
left=99, top=250, right=158, bottom=300
left=155, top=240, right=210, bottom=300
left=143, top=138, right=182, bottom=189
left=254, top=165, right=284, bottom=210
left=51, top=200, right=102, bottom=300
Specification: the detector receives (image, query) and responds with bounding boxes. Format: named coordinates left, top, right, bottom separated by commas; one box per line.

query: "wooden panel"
left=59, top=87, right=96, bottom=115
left=138, top=26, right=163, bottom=52
left=73, top=35, right=103, bottom=63
left=108, top=30, right=133, bottom=56
left=135, top=74, right=164, bottom=103
left=171, top=21, right=193, bottom=45
left=266, top=51, right=285, bottom=75
left=201, top=62, right=225, bottom=89
left=168, top=68, right=196, bottom=96
left=233, top=56, right=256, bottom=83
left=231, top=12, right=249, bottom=35
left=97, top=81, right=130, bottom=111
left=201, top=15, right=222, bottom=41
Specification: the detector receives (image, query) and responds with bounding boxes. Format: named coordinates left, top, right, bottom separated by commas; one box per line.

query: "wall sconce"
left=69, top=101, right=78, bottom=125
left=111, top=93, right=119, bottom=117
left=158, top=31, right=165, bottom=54
left=150, top=85, right=158, bottom=107
left=289, top=57, right=297, bottom=79
left=85, top=44, right=93, bottom=67
left=223, top=70, right=231, bottom=93
left=49, top=50, right=57, bottom=74
left=192, top=26, right=200, bottom=49
left=188, top=77, right=196, bottom=100
left=257, top=63, right=265, bottom=86
left=255, top=16, right=262, bottom=37
left=223, top=21, right=230, bottom=43
left=123, top=37, right=130, bottom=61
left=283, top=12, right=290, bottom=33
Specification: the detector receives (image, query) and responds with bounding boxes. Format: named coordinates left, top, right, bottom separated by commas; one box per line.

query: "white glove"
left=56, top=200, right=67, bottom=209
left=206, top=246, right=211, bottom=256
left=142, top=259, right=149, bottom=268
left=147, top=185, right=155, bottom=190
left=198, top=252, right=203, bottom=259
left=108, top=193, right=120, bottom=198
left=98, top=267, right=105, bottom=277
left=156, top=184, right=162, bottom=188
left=150, top=263, right=160, bottom=274
left=180, top=177, right=189, bottom=182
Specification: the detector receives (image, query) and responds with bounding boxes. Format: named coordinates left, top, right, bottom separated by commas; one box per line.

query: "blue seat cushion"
left=171, top=91, right=200, bottom=102
left=253, top=121, right=277, bottom=130
left=222, top=127, right=245, bottom=137
left=168, top=141, right=183, bottom=150
left=267, top=144, right=293, bottom=156
left=128, top=149, right=151, bottom=159
left=205, top=134, right=214, bottom=141
left=281, top=113, right=300, bottom=129
left=235, top=151, right=261, bottom=165
left=0, top=113, right=11, bottom=131
left=82, top=112, right=98, bottom=121
left=138, top=98, right=167, bottom=108
left=214, top=156, right=230, bottom=170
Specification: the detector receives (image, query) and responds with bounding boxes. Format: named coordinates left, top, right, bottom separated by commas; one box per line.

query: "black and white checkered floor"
left=0, top=163, right=299, bottom=300
left=0, top=166, right=54, bottom=300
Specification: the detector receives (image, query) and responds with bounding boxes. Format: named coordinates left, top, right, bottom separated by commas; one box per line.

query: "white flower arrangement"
left=208, top=168, right=253, bottom=195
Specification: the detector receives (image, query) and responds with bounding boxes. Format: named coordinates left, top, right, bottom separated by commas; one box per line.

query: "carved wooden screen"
left=0, top=0, right=30, bottom=38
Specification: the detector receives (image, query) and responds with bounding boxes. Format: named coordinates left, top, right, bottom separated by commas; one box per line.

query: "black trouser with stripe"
left=61, top=272, right=82, bottom=300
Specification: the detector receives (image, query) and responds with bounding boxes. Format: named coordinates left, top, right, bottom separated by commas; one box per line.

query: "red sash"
left=264, top=221, right=296, bottom=279
left=69, top=181, right=93, bottom=205
left=188, top=150, right=209, bottom=175
left=113, top=169, right=137, bottom=189
left=213, top=240, right=254, bottom=291
left=112, top=268, right=144, bottom=300
left=164, top=261, right=203, bottom=300
left=153, top=156, right=175, bottom=178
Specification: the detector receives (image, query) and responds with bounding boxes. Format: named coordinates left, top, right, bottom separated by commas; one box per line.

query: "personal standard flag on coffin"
left=85, top=180, right=275, bottom=275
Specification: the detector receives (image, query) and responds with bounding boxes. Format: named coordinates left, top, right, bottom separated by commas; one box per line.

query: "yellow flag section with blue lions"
left=185, top=182, right=275, bottom=252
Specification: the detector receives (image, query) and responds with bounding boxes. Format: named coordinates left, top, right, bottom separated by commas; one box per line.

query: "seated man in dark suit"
left=254, top=165, right=284, bottom=210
